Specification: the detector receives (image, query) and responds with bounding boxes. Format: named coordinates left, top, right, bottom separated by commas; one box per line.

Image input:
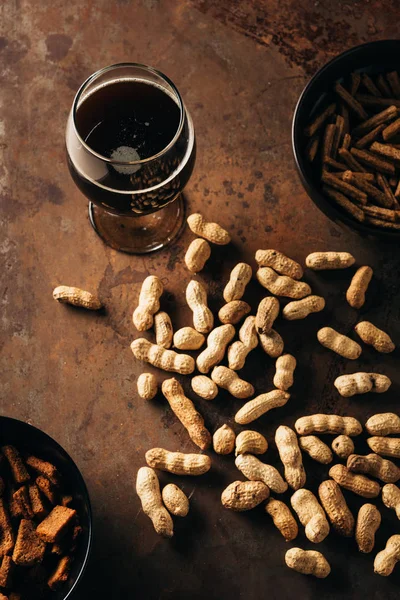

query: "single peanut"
left=273, top=354, right=296, bottom=391
left=285, top=548, right=330, bottom=578
left=218, top=301, right=251, bottom=325
left=347, top=453, right=400, bottom=483
left=136, top=467, right=173, bottom=537
left=154, top=311, right=173, bottom=349
left=257, top=267, right=311, bottom=299
left=275, top=426, right=306, bottom=490
left=196, top=324, right=235, bottom=374
left=368, top=437, right=400, bottom=459
left=161, top=378, right=212, bottom=450
left=306, top=252, right=355, bottom=270
left=290, top=489, right=330, bottom=543
left=382, top=484, right=400, bottom=518
left=255, top=249, right=303, bottom=280
left=265, top=498, right=298, bottom=541
left=283, top=296, right=325, bottom=320
left=299, top=437, right=333, bottom=464
left=53, top=285, right=102, bottom=310
left=211, top=366, right=254, bottom=399
left=259, top=329, right=284, bottom=357
left=356, top=504, right=381, bottom=553
left=191, top=375, right=218, bottom=400
left=221, top=481, right=269, bottom=511
left=173, top=327, right=205, bottom=351
left=223, top=263, right=252, bottom=303
left=227, top=316, right=258, bottom=370
left=235, top=431, right=268, bottom=456
left=329, top=464, right=380, bottom=498
left=162, top=484, right=189, bottom=517
left=132, top=276, right=163, bottom=331
left=365, top=413, right=400, bottom=436
left=235, top=454, right=288, bottom=494
left=331, top=435, right=355, bottom=460
left=137, top=373, right=157, bottom=400
left=346, top=266, right=373, bottom=309
left=354, top=321, right=395, bottom=353
left=235, top=390, right=290, bottom=425
left=187, top=213, right=231, bottom=245
left=131, top=339, right=195, bottom=375
left=213, top=425, right=236, bottom=455
left=255, top=297, right=280, bottom=334
left=184, top=238, right=211, bottom=273
left=317, top=327, right=362, bottom=359
left=186, top=280, right=214, bottom=334
left=334, top=373, right=391, bottom=397
left=318, top=480, right=354, bottom=536
left=295, top=415, right=362, bottom=437
left=374, top=535, right=400, bottom=576
left=145, top=448, right=211, bottom=475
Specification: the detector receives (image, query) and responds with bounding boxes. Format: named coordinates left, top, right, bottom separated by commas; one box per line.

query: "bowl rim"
left=292, top=38, right=400, bottom=239
left=0, top=415, right=93, bottom=600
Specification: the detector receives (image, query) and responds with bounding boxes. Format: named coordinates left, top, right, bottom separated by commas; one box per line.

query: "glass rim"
left=71, top=62, right=185, bottom=165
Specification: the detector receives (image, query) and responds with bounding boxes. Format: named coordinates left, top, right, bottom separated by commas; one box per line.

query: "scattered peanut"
left=184, top=238, right=211, bottom=273
left=162, top=484, right=189, bottom=517
left=368, top=437, right=400, bottom=459
left=154, top=311, right=173, bottom=349
left=299, top=437, right=333, bottom=464
left=213, top=424, right=236, bottom=455
left=235, top=431, right=268, bottom=456
left=186, top=280, right=214, bottom=334
left=275, top=426, right=306, bottom=490
left=265, top=498, right=298, bottom=541
left=354, top=321, right=395, bottom=353
left=161, top=378, right=212, bottom=450
left=290, top=489, right=330, bottom=543
left=257, top=268, right=311, bottom=299
left=317, top=327, right=362, bottom=360
left=136, top=467, right=173, bottom=538
left=331, top=435, right=355, bottom=460
left=285, top=548, right=330, bottom=578
left=295, top=415, right=362, bottom=437
left=191, top=375, right=218, bottom=400
left=218, top=301, right=251, bottom=325
left=282, top=296, right=325, bottom=321
left=235, top=454, right=288, bottom=494
left=356, top=504, right=381, bottom=553
left=334, top=372, right=391, bottom=397
left=196, top=324, right=235, bottom=374
left=227, top=316, right=258, bottom=370
left=329, top=464, right=380, bottom=498
left=305, top=252, right=355, bottom=270
left=221, top=481, right=269, bottom=511
left=235, top=390, right=290, bottom=425
left=53, top=285, right=102, bottom=310
left=347, top=453, right=400, bottom=483
left=223, top=263, right=252, bottom=303
left=374, top=535, right=400, bottom=576
left=173, top=327, right=205, bottom=351
left=273, top=354, right=296, bottom=391
left=255, top=249, right=303, bottom=280
left=211, top=366, right=254, bottom=399
left=131, top=339, right=195, bottom=375
left=259, top=329, right=284, bottom=357
left=187, top=213, right=231, bottom=245
left=137, top=373, right=157, bottom=400
left=346, top=266, right=373, bottom=309
left=132, top=276, right=163, bottom=331
left=365, top=413, right=400, bottom=436
left=255, top=297, right=280, bottom=334
left=318, top=480, right=354, bottom=536
left=145, top=448, right=211, bottom=476
left=382, top=484, right=400, bottom=519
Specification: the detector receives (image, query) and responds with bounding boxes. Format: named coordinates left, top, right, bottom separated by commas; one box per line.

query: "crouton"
left=0, top=555, right=14, bottom=587
left=0, top=499, right=14, bottom=556
left=13, top=487, right=33, bottom=520
left=12, top=520, right=46, bottom=567
left=36, top=476, right=56, bottom=505
left=48, top=555, right=72, bottom=590
left=26, top=457, right=60, bottom=486
left=2, top=447, right=29, bottom=485
left=61, top=495, right=73, bottom=507
left=36, top=506, right=76, bottom=543
left=28, top=485, right=47, bottom=520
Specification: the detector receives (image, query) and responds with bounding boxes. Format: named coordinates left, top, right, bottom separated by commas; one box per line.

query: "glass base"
left=88, top=195, right=185, bottom=254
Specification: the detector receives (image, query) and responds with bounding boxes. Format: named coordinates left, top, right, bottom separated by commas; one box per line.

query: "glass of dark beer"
left=66, top=63, right=196, bottom=253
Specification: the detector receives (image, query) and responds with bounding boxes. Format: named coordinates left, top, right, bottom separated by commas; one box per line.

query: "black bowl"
left=292, top=39, right=400, bottom=240
left=0, top=417, right=92, bottom=599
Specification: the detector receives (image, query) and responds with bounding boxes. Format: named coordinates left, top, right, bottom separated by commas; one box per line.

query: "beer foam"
left=111, top=146, right=141, bottom=174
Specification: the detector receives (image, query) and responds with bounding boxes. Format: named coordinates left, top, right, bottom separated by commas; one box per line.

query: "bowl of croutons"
left=0, top=416, right=92, bottom=599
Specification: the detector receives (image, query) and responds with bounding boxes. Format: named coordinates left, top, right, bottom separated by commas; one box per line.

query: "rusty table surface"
left=1, top=1, right=400, bottom=598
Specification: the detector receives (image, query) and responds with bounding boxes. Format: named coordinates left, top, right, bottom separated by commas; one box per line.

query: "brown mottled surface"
left=0, top=1, right=400, bottom=599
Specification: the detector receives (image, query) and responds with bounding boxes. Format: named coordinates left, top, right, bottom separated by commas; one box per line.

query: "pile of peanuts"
left=53, top=213, right=398, bottom=579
